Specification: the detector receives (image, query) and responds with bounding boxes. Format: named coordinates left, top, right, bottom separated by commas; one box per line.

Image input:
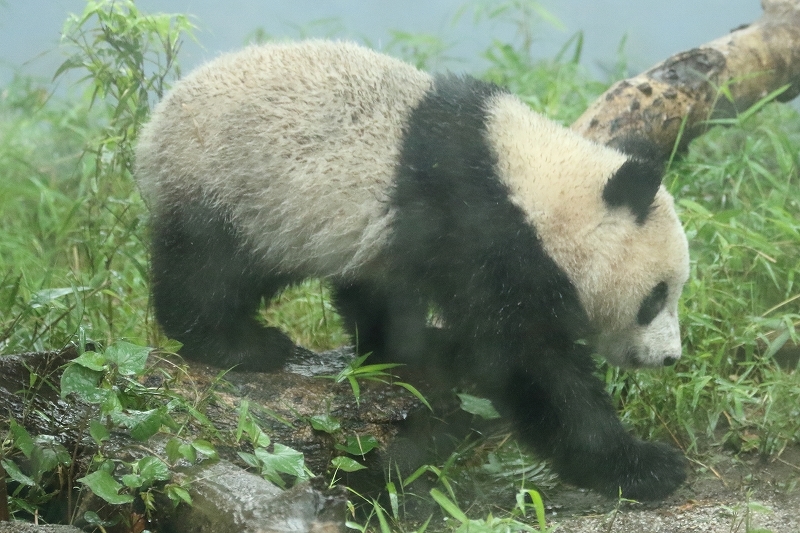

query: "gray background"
left=0, top=1, right=761, bottom=87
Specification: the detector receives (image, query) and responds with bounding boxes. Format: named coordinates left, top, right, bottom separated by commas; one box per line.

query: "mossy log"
left=0, top=348, right=350, bottom=532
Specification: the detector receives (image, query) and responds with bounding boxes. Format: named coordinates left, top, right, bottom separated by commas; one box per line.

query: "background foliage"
left=0, top=0, right=798, bottom=530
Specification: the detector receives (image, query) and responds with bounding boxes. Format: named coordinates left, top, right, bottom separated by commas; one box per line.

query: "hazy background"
left=0, top=1, right=762, bottom=88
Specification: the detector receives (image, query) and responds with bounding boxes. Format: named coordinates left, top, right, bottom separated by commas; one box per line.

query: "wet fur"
left=136, top=41, right=688, bottom=500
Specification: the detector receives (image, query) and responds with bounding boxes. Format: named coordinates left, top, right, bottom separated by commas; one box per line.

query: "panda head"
left=588, top=143, right=690, bottom=369
left=487, top=95, right=690, bottom=368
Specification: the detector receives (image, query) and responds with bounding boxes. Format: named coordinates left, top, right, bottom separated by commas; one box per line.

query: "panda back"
left=135, top=41, right=433, bottom=277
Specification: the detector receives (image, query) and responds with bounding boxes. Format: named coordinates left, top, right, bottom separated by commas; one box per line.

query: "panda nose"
left=663, top=356, right=678, bottom=367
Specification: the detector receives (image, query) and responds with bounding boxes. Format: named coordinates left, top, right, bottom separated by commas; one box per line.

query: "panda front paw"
left=555, top=438, right=686, bottom=500
left=604, top=440, right=687, bottom=501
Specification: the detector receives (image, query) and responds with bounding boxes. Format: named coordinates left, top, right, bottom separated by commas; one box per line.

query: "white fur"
left=486, top=94, right=689, bottom=367
left=136, top=40, right=432, bottom=277
left=138, top=40, right=689, bottom=368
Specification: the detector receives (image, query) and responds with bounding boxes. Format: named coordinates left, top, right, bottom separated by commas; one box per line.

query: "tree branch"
left=571, top=0, right=800, bottom=156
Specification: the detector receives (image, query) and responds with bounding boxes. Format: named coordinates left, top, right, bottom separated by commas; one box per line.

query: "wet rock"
left=168, top=461, right=347, bottom=533
left=0, top=524, right=83, bottom=533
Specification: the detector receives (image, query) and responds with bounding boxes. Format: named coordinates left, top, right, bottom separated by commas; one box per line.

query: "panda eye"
left=637, top=281, right=668, bottom=325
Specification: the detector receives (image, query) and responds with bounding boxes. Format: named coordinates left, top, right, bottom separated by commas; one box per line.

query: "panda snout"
left=662, top=356, right=678, bottom=367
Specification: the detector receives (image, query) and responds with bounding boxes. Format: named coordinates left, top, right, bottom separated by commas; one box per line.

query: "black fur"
left=609, top=135, right=664, bottom=163
left=637, top=281, right=669, bottom=326
left=602, top=157, right=664, bottom=224
left=336, top=75, right=685, bottom=500
left=147, top=74, right=685, bottom=501
left=149, top=198, right=295, bottom=370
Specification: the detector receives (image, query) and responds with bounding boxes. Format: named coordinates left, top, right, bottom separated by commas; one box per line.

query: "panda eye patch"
left=637, top=281, right=668, bottom=325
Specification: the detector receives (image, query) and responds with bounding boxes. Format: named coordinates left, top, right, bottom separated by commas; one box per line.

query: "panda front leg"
left=331, top=281, right=433, bottom=364
left=496, top=346, right=687, bottom=501
left=331, top=281, right=464, bottom=371
left=149, top=204, right=296, bottom=371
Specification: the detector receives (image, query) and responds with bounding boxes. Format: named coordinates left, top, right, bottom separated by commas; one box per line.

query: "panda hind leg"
left=149, top=203, right=296, bottom=372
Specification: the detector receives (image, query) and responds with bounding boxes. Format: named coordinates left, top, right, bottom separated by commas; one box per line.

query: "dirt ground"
left=545, top=444, right=800, bottom=533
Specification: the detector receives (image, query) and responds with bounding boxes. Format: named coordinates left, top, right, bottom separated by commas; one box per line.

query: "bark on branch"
left=572, top=0, right=800, bottom=156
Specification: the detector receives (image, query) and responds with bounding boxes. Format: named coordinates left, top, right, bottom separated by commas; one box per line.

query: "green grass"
left=0, top=0, right=798, bottom=530
left=0, top=75, right=151, bottom=353
left=262, top=280, right=348, bottom=351
left=1, top=0, right=192, bottom=354
left=606, top=104, right=800, bottom=456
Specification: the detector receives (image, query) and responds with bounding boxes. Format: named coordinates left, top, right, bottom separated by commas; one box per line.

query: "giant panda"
left=135, top=40, right=690, bottom=500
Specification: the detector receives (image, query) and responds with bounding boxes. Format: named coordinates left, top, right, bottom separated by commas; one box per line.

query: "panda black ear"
left=602, top=157, right=664, bottom=225
left=609, top=136, right=664, bottom=162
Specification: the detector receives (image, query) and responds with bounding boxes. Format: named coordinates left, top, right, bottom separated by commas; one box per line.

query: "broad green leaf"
left=60, top=364, right=103, bottom=402
left=166, top=484, right=192, bottom=506
left=309, top=414, right=341, bottom=434
left=100, top=391, right=123, bottom=416
left=237, top=451, right=259, bottom=469
left=121, top=473, right=142, bottom=489
left=89, top=420, right=110, bottom=445
left=10, top=421, right=35, bottom=458
left=255, top=443, right=307, bottom=479
left=335, top=435, right=380, bottom=456
left=105, top=341, right=150, bottom=376
left=31, top=442, right=69, bottom=482
left=457, top=393, right=501, bottom=420
left=81, top=510, right=115, bottom=527
left=160, top=339, right=184, bottom=354
left=165, top=438, right=183, bottom=464
left=138, top=456, right=171, bottom=482
left=112, top=408, right=165, bottom=441
left=330, top=456, right=366, bottom=473
left=130, top=409, right=165, bottom=441
left=180, top=443, right=198, bottom=463
left=1, top=459, right=35, bottom=487
left=191, top=439, right=218, bottom=460
left=72, top=351, right=107, bottom=371
left=78, top=470, right=135, bottom=505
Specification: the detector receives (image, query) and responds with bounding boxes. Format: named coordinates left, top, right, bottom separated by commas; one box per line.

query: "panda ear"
left=602, top=157, right=664, bottom=225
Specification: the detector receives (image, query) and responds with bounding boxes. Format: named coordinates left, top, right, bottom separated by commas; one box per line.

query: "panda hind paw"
left=178, top=325, right=296, bottom=373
